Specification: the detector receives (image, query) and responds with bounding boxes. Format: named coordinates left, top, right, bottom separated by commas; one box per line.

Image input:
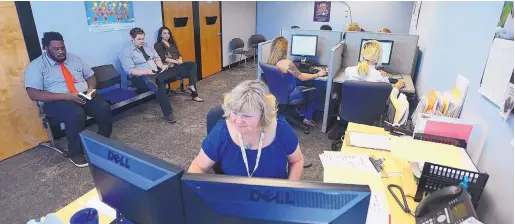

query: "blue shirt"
left=202, top=117, right=299, bottom=179
left=24, top=53, right=93, bottom=94
left=118, top=42, right=161, bottom=76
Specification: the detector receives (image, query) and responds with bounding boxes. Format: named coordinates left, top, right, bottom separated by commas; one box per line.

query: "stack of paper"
left=389, top=88, right=409, bottom=125
left=348, top=132, right=392, bottom=151
left=319, top=152, right=378, bottom=173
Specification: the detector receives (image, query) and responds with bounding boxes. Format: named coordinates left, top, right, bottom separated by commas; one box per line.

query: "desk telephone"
left=415, top=186, right=477, bottom=224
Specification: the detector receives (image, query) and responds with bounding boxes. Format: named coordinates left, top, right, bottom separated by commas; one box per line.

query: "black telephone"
left=415, top=185, right=478, bottom=224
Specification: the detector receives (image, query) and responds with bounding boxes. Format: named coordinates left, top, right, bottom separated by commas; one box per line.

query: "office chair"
left=259, top=62, right=315, bottom=134
left=340, top=80, right=392, bottom=126
left=206, top=105, right=225, bottom=174
left=248, top=34, right=266, bottom=66
left=229, top=38, right=255, bottom=68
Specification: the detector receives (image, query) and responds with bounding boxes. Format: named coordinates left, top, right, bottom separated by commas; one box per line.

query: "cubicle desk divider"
left=321, top=41, right=345, bottom=133
left=280, top=29, right=342, bottom=66
left=257, top=39, right=273, bottom=80
left=342, top=32, right=419, bottom=78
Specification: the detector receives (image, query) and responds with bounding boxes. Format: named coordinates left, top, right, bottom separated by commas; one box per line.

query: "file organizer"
left=415, top=162, right=489, bottom=209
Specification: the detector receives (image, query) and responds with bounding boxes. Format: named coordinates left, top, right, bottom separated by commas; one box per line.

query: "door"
left=198, top=1, right=221, bottom=78
left=0, top=2, right=47, bottom=160
left=162, top=1, right=195, bottom=89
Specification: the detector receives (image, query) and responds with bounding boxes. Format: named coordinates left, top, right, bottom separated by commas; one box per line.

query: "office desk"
left=321, top=68, right=416, bottom=133
left=55, top=189, right=114, bottom=223
left=323, top=123, right=477, bottom=224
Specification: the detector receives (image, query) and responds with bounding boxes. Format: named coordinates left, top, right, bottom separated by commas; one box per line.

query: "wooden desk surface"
left=55, top=189, right=113, bottom=224
left=323, top=123, right=476, bottom=224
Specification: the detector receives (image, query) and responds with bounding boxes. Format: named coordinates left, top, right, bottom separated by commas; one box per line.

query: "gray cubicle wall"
left=342, top=32, right=419, bottom=77
left=257, top=39, right=274, bottom=80
left=321, top=41, right=345, bottom=133
left=281, top=29, right=342, bottom=66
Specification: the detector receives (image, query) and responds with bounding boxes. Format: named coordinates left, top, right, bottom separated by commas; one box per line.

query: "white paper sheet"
left=319, top=152, right=378, bottom=173
left=348, top=132, right=392, bottom=151
left=79, top=195, right=117, bottom=220
left=365, top=192, right=390, bottom=224
left=479, top=38, right=514, bottom=107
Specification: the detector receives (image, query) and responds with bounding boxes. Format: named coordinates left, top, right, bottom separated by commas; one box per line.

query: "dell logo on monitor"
left=250, top=190, right=294, bottom=205
left=108, top=151, right=130, bottom=169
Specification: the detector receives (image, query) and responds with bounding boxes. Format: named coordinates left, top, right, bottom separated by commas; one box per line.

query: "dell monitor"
left=359, top=39, right=394, bottom=65
left=181, top=174, right=371, bottom=223
left=80, top=130, right=186, bottom=224
left=291, top=34, right=318, bottom=63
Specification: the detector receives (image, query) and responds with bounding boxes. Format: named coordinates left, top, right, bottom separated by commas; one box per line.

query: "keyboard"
left=298, top=67, right=320, bottom=74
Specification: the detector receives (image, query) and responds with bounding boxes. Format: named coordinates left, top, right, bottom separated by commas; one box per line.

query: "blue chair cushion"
left=101, top=88, right=137, bottom=104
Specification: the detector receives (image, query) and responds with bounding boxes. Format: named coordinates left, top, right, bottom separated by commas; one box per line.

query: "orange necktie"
left=57, top=62, right=78, bottom=93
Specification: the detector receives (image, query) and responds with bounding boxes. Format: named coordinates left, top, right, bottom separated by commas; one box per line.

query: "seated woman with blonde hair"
left=188, top=80, right=304, bottom=180
left=267, top=36, right=327, bottom=127
left=344, top=40, right=405, bottom=89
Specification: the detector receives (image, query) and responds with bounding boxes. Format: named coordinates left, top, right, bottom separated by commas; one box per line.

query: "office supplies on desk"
left=415, top=163, right=489, bottom=209
left=349, top=132, right=392, bottom=151
left=319, top=152, right=378, bottom=173
left=414, top=133, right=468, bottom=148
left=415, top=185, right=477, bottom=224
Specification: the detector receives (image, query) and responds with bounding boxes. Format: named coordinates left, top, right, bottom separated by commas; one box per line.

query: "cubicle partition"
left=342, top=32, right=419, bottom=77
left=321, top=41, right=345, bottom=133
left=257, top=39, right=273, bottom=80
left=280, top=29, right=342, bottom=66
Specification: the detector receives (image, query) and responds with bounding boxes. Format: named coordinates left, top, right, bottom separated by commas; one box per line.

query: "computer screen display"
left=80, top=130, right=186, bottom=224
left=181, top=174, right=371, bottom=223
left=359, top=39, right=394, bottom=65
left=291, top=35, right=318, bottom=57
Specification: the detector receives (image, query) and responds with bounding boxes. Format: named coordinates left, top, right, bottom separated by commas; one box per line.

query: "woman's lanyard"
left=237, top=132, right=265, bottom=177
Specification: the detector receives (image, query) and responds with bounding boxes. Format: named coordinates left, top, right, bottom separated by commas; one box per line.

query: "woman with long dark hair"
left=154, top=26, right=204, bottom=102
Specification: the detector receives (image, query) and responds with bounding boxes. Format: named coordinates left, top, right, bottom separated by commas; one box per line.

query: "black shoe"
left=164, top=113, right=177, bottom=123
left=69, top=155, right=88, bottom=168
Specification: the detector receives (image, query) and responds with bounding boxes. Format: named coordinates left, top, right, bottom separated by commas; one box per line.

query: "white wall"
left=222, top=1, right=256, bottom=67
left=256, top=1, right=414, bottom=40
left=412, top=2, right=514, bottom=224
left=31, top=1, right=162, bottom=82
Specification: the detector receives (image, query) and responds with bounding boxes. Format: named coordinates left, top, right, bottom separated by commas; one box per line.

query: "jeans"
left=43, top=95, right=112, bottom=157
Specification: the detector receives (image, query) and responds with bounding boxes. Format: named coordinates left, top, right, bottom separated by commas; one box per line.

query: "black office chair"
left=340, top=80, right=392, bottom=126
left=248, top=34, right=266, bottom=67
left=206, top=105, right=225, bottom=174
left=229, top=38, right=255, bottom=68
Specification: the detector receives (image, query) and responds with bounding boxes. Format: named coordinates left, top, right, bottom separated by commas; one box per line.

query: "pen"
left=389, top=214, right=391, bottom=224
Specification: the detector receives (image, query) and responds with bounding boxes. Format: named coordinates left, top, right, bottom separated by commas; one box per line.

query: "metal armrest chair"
left=229, top=38, right=255, bottom=68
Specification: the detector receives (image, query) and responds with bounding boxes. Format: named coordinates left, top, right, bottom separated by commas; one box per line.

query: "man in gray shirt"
left=119, top=27, right=178, bottom=123
left=25, top=32, right=112, bottom=168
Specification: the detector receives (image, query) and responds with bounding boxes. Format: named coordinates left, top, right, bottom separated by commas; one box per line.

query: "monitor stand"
left=300, top=56, right=308, bottom=64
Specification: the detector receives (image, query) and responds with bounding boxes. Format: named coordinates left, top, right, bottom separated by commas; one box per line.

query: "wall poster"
left=313, top=1, right=331, bottom=22
left=85, top=1, right=135, bottom=32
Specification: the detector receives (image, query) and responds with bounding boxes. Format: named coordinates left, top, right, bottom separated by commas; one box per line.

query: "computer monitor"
left=359, top=39, right=394, bottom=65
left=80, top=130, right=186, bottom=224
left=181, top=174, right=371, bottom=223
left=291, top=34, right=318, bottom=57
